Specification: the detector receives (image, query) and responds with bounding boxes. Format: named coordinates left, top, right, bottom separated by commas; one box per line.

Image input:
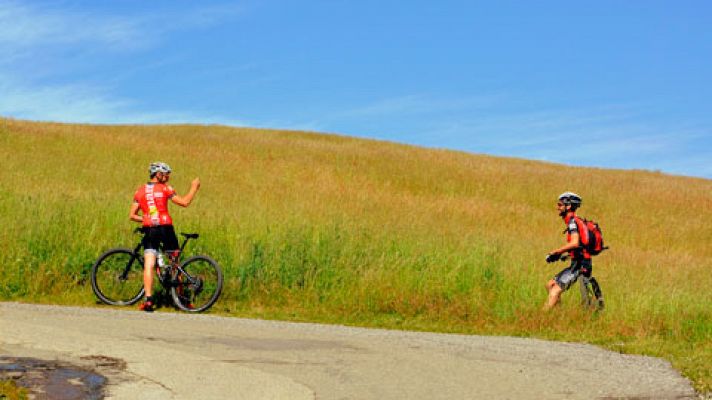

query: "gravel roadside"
left=0, top=302, right=698, bottom=399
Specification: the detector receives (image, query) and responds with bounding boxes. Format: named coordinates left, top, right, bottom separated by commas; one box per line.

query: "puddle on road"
left=0, top=357, right=107, bottom=399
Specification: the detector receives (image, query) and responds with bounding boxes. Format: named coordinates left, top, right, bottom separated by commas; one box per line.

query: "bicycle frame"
left=115, top=241, right=145, bottom=282
left=129, top=228, right=200, bottom=286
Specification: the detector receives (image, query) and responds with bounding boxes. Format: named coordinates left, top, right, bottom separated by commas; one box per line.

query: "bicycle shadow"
left=151, top=289, right=177, bottom=311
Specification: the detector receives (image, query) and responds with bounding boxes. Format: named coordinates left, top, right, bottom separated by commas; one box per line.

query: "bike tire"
left=589, top=277, right=605, bottom=311
left=579, top=278, right=593, bottom=308
left=579, top=277, right=604, bottom=311
left=91, top=248, right=145, bottom=306
left=170, top=255, right=223, bottom=312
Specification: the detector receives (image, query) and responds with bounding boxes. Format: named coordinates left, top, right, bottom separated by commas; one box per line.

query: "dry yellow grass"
left=1, top=117, right=710, bottom=392
left=0, top=379, right=28, bottom=400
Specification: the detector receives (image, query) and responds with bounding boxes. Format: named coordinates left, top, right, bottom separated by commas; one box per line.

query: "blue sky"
left=1, top=1, right=711, bottom=179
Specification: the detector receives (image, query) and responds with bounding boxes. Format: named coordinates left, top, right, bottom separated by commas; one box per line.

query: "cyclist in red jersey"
left=543, top=192, right=602, bottom=310
left=129, top=162, right=200, bottom=311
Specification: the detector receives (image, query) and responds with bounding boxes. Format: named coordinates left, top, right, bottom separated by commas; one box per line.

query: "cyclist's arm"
left=171, top=178, right=201, bottom=208
left=129, top=202, right=143, bottom=223
left=551, top=232, right=580, bottom=255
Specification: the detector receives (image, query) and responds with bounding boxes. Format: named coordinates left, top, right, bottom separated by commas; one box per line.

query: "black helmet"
left=558, top=192, right=582, bottom=208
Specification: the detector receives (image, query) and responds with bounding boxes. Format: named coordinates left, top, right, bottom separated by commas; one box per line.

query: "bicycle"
left=553, top=255, right=605, bottom=311
left=91, top=228, right=223, bottom=312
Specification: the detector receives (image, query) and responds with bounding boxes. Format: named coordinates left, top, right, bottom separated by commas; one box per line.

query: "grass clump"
left=0, top=380, right=28, bottom=400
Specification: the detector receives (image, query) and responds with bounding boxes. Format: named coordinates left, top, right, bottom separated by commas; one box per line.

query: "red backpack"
left=578, top=217, right=608, bottom=256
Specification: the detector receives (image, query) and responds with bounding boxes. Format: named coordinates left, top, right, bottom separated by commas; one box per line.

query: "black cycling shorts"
left=141, top=225, right=179, bottom=255
left=554, top=259, right=592, bottom=291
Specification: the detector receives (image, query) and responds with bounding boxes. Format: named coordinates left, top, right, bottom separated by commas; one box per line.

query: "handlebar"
left=545, top=253, right=569, bottom=263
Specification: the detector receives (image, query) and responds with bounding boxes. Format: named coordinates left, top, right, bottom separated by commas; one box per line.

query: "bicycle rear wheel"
left=91, top=248, right=145, bottom=306
left=170, top=255, right=223, bottom=312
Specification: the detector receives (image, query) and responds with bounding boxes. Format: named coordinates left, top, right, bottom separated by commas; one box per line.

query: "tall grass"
left=1, top=118, right=710, bottom=392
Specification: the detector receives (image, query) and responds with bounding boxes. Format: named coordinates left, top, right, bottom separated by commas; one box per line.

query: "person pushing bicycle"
left=129, top=162, right=200, bottom=311
left=543, top=192, right=603, bottom=310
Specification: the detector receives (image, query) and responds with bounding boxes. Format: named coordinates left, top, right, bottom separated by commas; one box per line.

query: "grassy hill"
left=1, top=117, right=710, bottom=392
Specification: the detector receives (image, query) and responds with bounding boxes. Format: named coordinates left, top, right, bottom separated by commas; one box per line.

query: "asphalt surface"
left=0, top=302, right=697, bottom=399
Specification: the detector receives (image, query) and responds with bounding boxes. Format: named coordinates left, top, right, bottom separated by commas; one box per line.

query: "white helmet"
left=149, top=162, right=172, bottom=176
left=558, top=191, right=582, bottom=208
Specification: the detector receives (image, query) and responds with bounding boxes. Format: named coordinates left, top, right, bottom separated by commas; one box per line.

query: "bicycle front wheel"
left=171, top=255, right=223, bottom=312
left=579, top=277, right=604, bottom=311
left=91, top=248, right=145, bottom=306
left=579, top=277, right=593, bottom=308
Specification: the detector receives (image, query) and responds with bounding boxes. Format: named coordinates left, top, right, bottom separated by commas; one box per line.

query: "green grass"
left=0, top=380, right=28, bottom=400
left=1, top=117, right=710, bottom=393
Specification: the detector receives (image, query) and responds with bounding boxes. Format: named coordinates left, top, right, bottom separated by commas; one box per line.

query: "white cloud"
left=333, top=94, right=505, bottom=119
left=0, top=1, right=246, bottom=125
left=0, top=75, right=252, bottom=126
left=0, top=78, right=127, bottom=122
left=0, top=1, right=243, bottom=52
left=0, top=1, right=143, bottom=52
left=339, top=99, right=712, bottom=178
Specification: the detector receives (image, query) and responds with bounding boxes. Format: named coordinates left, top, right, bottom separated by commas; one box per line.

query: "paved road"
left=0, top=302, right=696, bottom=399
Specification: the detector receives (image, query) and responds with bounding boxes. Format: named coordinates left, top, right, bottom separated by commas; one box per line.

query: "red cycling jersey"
left=133, top=183, right=177, bottom=227
left=563, top=211, right=592, bottom=260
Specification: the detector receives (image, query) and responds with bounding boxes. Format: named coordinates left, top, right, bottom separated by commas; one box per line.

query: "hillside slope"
left=1, top=117, right=710, bottom=391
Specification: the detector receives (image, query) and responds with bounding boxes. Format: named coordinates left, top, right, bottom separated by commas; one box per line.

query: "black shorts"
left=554, top=259, right=592, bottom=291
left=141, top=225, right=179, bottom=255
